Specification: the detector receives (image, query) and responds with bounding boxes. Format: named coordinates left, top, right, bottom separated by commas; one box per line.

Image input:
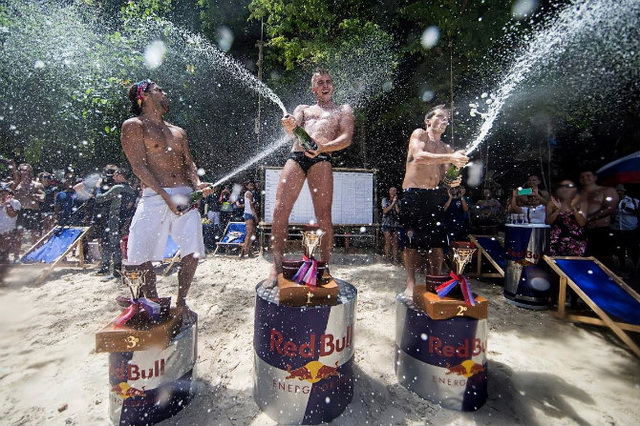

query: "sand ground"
left=1, top=251, right=639, bottom=426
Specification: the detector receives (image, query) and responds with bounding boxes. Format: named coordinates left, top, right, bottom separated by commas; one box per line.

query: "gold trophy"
left=414, top=240, right=488, bottom=319
left=279, top=225, right=337, bottom=307
left=450, top=241, right=477, bottom=276
left=301, top=227, right=325, bottom=259
left=122, top=270, right=146, bottom=300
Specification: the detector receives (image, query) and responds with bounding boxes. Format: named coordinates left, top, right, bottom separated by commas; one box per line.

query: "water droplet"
left=420, top=26, right=440, bottom=49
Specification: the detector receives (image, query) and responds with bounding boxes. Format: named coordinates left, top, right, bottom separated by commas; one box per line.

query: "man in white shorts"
left=121, top=79, right=213, bottom=315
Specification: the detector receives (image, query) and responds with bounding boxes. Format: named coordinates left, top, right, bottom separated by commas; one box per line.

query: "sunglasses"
left=557, top=184, right=576, bottom=188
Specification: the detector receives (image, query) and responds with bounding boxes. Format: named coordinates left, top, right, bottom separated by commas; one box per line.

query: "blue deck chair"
left=468, top=235, right=507, bottom=278
left=162, top=236, right=181, bottom=275
left=20, top=226, right=92, bottom=285
left=544, top=255, right=640, bottom=358
left=213, top=222, right=246, bottom=255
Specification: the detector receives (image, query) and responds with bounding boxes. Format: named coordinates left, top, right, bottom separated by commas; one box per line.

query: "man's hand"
left=451, top=150, right=469, bottom=168
left=281, top=115, right=297, bottom=133
left=197, top=182, right=214, bottom=198
left=449, top=177, right=463, bottom=188
left=304, top=147, right=321, bottom=158
left=161, top=192, right=183, bottom=216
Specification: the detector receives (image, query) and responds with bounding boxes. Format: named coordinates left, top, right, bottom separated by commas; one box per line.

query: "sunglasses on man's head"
left=557, top=184, right=575, bottom=188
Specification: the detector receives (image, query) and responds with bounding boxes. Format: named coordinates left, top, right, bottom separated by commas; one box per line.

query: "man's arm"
left=178, top=127, right=213, bottom=195
left=409, top=130, right=467, bottom=167
left=179, top=128, right=203, bottom=189
left=95, top=185, right=123, bottom=204
left=587, top=187, right=619, bottom=222
left=316, top=105, right=355, bottom=153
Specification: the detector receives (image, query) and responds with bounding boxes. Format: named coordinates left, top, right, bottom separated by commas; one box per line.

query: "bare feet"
left=403, top=283, right=414, bottom=298
left=263, top=266, right=279, bottom=289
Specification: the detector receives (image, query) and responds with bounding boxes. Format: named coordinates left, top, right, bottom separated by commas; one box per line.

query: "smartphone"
left=517, top=188, right=533, bottom=196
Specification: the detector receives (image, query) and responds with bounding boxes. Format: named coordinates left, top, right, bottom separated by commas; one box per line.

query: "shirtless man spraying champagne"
left=401, top=105, right=468, bottom=296
left=265, top=70, right=355, bottom=287
left=121, top=79, right=213, bottom=315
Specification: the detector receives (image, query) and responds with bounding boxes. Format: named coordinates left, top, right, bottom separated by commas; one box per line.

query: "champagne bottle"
left=177, top=188, right=207, bottom=212
left=285, top=114, right=318, bottom=151
left=442, top=165, right=461, bottom=188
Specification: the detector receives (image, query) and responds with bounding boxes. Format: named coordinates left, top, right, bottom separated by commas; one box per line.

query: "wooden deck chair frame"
left=21, top=226, right=92, bottom=285
left=467, top=234, right=505, bottom=278
left=163, top=252, right=180, bottom=276
left=543, top=255, right=640, bottom=358
left=212, top=222, right=246, bottom=256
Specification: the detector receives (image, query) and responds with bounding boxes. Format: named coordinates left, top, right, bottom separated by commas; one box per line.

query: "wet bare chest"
left=305, top=111, right=342, bottom=139
left=144, top=127, right=184, bottom=163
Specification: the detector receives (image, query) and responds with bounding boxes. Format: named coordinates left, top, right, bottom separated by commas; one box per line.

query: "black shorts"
left=585, top=226, right=614, bottom=258
left=288, top=151, right=332, bottom=174
left=17, top=209, right=42, bottom=231
left=399, top=187, right=448, bottom=250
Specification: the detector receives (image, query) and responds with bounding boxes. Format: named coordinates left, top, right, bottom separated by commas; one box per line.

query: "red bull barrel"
left=108, top=318, right=197, bottom=426
left=395, top=294, right=488, bottom=411
left=504, top=224, right=551, bottom=309
left=253, top=279, right=357, bottom=424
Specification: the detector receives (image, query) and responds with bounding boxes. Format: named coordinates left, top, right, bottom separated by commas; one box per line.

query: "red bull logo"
left=110, top=359, right=166, bottom=381
left=111, top=382, right=147, bottom=399
left=428, top=336, right=486, bottom=358
left=445, top=360, right=485, bottom=378
left=431, top=360, right=485, bottom=387
left=269, top=326, right=353, bottom=359
left=285, top=361, right=340, bottom=383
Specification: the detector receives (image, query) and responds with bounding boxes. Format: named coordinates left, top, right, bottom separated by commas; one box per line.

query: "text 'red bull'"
left=270, top=327, right=353, bottom=358
left=110, top=359, right=166, bottom=381
left=428, top=336, right=486, bottom=358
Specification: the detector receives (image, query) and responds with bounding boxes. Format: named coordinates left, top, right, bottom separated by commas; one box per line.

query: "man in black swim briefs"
left=265, top=70, right=355, bottom=287
left=400, top=105, right=468, bottom=296
left=287, top=151, right=332, bottom=174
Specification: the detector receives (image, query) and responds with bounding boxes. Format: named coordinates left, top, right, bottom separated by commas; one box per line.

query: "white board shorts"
left=126, top=187, right=205, bottom=265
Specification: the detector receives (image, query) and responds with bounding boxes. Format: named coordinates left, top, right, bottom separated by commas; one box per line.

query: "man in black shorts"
left=266, top=70, right=354, bottom=287
left=400, top=105, right=468, bottom=296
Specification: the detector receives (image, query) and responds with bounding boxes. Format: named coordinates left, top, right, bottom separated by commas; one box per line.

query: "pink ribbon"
left=435, top=271, right=477, bottom=307
left=113, top=297, right=161, bottom=328
left=292, top=254, right=318, bottom=287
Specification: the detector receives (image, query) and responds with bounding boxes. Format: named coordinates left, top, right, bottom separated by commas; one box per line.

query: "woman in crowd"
left=240, top=181, right=258, bottom=258
left=509, top=187, right=546, bottom=224
left=546, top=179, right=588, bottom=256
left=381, top=186, right=401, bottom=263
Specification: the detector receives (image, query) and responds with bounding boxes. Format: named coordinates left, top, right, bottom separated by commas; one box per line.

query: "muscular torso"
left=402, top=129, right=451, bottom=189
left=579, top=185, right=614, bottom=227
left=292, top=104, right=348, bottom=152
left=136, top=119, right=191, bottom=188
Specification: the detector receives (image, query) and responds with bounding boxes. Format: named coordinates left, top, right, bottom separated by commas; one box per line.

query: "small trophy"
left=288, top=226, right=325, bottom=287
left=122, top=270, right=146, bottom=301
left=301, top=227, right=325, bottom=259
left=450, top=241, right=476, bottom=276
left=278, top=225, right=338, bottom=307
left=436, top=241, right=478, bottom=306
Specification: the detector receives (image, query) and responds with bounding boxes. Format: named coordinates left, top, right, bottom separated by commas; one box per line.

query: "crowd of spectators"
left=1, top=155, right=637, bottom=283
left=380, top=171, right=639, bottom=280
left=0, top=157, right=262, bottom=279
